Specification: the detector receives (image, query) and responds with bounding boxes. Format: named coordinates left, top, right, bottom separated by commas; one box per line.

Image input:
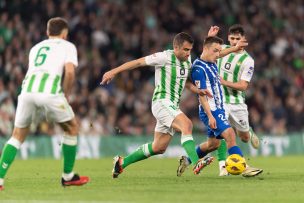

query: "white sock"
left=0, top=178, right=4, bottom=186
left=219, top=160, right=226, bottom=170
left=62, top=172, right=75, bottom=181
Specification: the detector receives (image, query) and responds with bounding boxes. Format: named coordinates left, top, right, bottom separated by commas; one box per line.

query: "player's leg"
left=0, top=127, right=29, bottom=190
left=47, top=95, right=88, bottom=186
left=237, top=128, right=259, bottom=149
left=172, top=112, right=213, bottom=175
left=112, top=132, right=171, bottom=178
left=122, top=131, right=171, bottom=169
left=177, top=135, right=218, bottom=176
left=229, top=103, right=259, bottom=149
left=221, top=127, right=263, bottom=176
left=217, top=139, right=228, bottom=176
left=171, top=113, right=199, bottom=165
left=0, top=94, right=34, bottom=190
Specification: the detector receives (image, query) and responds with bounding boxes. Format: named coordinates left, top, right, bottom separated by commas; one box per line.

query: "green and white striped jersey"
left=145, top=50, right=191, bottom=107
left=217, top=45, right=254, bottom=104
left=21, top=38, right=78, bottom=95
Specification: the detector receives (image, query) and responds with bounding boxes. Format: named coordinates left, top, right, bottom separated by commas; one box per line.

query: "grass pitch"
left=0, top=156, right=303, bottom=203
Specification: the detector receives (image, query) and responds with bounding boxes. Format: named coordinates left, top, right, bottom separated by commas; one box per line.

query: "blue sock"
left=228, top=146, right=243, bottom=157
left=187, top=146, right=208, bottom=164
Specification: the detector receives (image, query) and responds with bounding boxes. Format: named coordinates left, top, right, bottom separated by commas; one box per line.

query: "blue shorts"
left=199, top=106, right=230, bottom=139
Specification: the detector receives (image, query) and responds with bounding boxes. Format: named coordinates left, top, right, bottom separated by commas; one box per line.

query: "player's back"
left=21, top=38, right=77, bottom=95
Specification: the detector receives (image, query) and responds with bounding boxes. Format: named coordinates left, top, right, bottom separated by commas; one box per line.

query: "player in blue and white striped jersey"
left=177, top=36, right=263, bottom=177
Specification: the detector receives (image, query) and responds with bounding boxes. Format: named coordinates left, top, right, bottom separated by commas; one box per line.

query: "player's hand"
left=100, top=70, right=115, bottom=85
left=197, top=89, right=213, bottom=98
left=208, top=116, right=217, bottom=129
left=220, top=77, right=227, bottom=86
left=207, top=26, right=220, bottom=37
left=235, top=37, right=248, bottom=51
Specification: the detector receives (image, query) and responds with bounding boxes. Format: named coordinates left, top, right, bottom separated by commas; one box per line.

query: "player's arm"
left=206, top=26, right=248, bottom=58
left=220, top=78, right=249, bottom=91
left=219, top=39, right=248, bottom=58
left=191, top=66, right=216, bottom=129
left=185, top=80, right=213, bottom=98
left=101, top=57, right=147, bottom=85
left=198, top=94, right=217, bottom=129
left=63, top=62, right=76, bottom=100
left=221, top=58, right=254, bottom=91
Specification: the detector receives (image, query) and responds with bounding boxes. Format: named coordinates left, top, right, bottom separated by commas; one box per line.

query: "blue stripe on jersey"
left=191, top=58, right=224, bottom=110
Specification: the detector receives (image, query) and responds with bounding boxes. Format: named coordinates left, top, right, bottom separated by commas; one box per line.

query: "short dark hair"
left=47, top=17, right=68, bottom=36
left=228, top=24, right=245, bottom=36
left=173, top=32, right=194, bottom=47
left=203, top=36, right=223, bottom=47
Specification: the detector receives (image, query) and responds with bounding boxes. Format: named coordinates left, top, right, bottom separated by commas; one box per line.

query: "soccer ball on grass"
left=225, top=154, right=246, bottom=175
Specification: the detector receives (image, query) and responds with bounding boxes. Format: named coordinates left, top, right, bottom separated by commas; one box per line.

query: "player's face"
left=175, top=41, right=193, bottom=61
left=228, top=33, right=243, bottom=47
left=204, top=43, right=221, bottom=63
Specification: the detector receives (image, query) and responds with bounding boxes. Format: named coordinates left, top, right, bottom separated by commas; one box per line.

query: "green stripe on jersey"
left=27, top=75, right=36, bottom=92
left=227, top=53, right=235, bottom=64
left=218, top=58, right=223, bottom=74
left=51, top=75, right=60, bottom=94
left=223, top=72, right=230, bottom=103
left=177, top=62, right=185, bottom=105
left=169, top=54, right=177, bottom=102
left=160, top=65, right=166, bottom=99
left=38, top=73, right=49, bottom=92
left=233, top=53, right=248, bottom=103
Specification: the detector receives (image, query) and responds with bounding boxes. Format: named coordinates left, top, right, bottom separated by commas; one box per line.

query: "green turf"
left=0, top=156, right=304, bottom=203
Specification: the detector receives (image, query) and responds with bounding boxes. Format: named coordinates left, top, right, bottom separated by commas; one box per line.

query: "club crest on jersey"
left=224, top=63, right=231, bottom=70
left=195, top=80, right=200, bottom=88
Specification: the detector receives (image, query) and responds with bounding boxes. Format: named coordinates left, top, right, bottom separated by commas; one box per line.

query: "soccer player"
left=0, top=17, right=89, bottom=190
left=210, top=24, right=260, bottom=176
left=101, top=32, right=217, bottom=178
left=176, top=36, right=263, bottom=177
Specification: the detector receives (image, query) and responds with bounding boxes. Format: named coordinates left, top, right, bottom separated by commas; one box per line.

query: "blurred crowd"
left=0, top=0, right=303, bottom=137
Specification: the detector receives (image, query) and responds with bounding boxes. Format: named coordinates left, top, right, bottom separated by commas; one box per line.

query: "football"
left=225, top=154, right=246, bottom=175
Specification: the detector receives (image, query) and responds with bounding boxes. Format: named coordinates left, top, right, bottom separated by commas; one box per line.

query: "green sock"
left=181, top=135, right=199, bottom=165
left=122, top=143, right=155, bottom=169
left=62, top=135, right=77, bottom=174
left=0, top=144, right=18, bottom=178
left=217, top=139, right=227, bottom=161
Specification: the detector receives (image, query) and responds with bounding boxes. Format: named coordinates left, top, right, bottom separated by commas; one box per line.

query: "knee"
left=152, top=145, right=167, bottom=154
left=64, top=120, right=79, bottom=135
left=239, top=132, right=250, bottom=143
left=209, top=142, right=220, bottom=151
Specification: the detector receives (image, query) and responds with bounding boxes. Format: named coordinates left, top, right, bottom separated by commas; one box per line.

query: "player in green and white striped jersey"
left=0, top=17, right=89, bottom=191
left=101, top=32, right=215, bottom=178
left=213, top=24, right=260, bottom=176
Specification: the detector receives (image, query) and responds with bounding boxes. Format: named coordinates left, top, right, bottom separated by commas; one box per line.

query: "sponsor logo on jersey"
left=224, top=63, right=231, bottom=70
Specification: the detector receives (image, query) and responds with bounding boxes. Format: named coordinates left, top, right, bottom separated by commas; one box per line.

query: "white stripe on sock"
left=181, top=135, right=193, bottom=145
left=7, top=137, right=22, bottom=149
left=62, top=172, right=75, bottom=181
left=143, top=144, right=150, bottom=157
left=62, top=135, right=77, bottom=146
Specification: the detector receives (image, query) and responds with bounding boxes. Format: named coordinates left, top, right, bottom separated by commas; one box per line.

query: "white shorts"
left=224, top=103, right=249, bottom=132
left=151, top=99, right=182, bottom=136
left=14, top=93, right=75, bottom=128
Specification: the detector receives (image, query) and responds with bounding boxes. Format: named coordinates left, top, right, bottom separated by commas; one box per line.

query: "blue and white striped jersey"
left=191, top=58, right=224, bottom=111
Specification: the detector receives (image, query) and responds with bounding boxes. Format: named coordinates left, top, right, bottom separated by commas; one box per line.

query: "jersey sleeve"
left=145, top=51, right=167, bottom=66
left=240, top=57, right=254, bottom=82
left=65, top=43, right=78, bottom=68
left=191, top=65, right=207, bottom=89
